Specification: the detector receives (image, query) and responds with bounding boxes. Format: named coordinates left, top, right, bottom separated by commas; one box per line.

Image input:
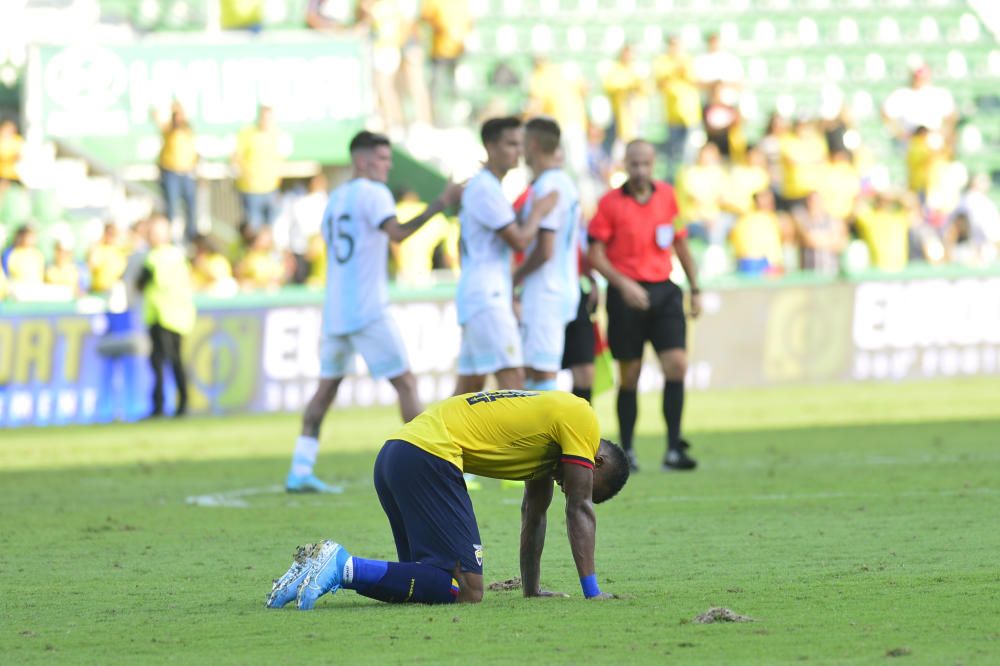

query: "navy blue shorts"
left=373, top=439, right=483, bottom=575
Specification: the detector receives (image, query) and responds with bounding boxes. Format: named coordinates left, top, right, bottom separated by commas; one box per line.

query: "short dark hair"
left=595, top=439, right=630, bottom=504
left=525, top=117, right=561, bottom=154
left=350, top=130, right=391, bottom=153
left=480, top=116, right=522, bottom=145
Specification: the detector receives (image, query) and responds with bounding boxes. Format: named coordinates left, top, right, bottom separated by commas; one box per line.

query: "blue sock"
left=525, top=377, right=557, bottom=391
left=343, top=557, right=458, bottom=604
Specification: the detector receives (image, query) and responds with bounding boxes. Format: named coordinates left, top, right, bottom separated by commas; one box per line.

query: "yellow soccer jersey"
left=392, top=390, right=600, bottom=480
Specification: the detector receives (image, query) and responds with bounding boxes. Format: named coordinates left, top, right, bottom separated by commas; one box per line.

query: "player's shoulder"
left=355, top=177, right=394, bottom=198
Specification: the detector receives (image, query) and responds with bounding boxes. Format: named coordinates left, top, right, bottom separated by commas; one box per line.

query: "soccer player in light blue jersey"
left=285, top=131, right=463, bottom=492
left=453, top=117, right=558, bottom=395
left=514, top=118, right=583, bottom=393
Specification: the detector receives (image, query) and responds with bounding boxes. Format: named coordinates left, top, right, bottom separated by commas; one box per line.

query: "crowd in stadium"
left=1, top=3, right=1000, bottom=303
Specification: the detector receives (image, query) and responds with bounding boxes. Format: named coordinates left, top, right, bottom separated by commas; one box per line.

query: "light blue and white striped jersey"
left=321, top=178, right=397, bottom=335
left=455, top=169, right=517, bottom=325
left=521, top=169, right=581, bottom=324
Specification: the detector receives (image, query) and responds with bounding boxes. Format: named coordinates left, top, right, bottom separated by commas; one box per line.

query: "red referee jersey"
left=588, top=181, right=684, bottom=283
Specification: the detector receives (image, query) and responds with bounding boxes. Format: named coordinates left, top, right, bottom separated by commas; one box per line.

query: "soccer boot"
left=285, top=472, right=341, bottom=494
left=662, top=439, right=697, bottom=471
left=296, top=541, right=352, bottom=610
left=265, top=542, right=320, bottom=609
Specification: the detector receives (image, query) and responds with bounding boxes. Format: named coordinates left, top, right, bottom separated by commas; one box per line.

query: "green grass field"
left=2, top=378, right=999, bottom=665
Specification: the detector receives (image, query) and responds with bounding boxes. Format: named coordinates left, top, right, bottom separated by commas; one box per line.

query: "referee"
left=587, top=140, right=701, bottom=472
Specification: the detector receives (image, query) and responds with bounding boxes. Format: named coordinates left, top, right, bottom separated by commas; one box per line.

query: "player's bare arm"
left=561, top=462, right=615, bottom=599
left=520, top=476, right=568, bottom=597
left=513, top=229, right=555, bottom=286
left=499, top=190, right=558, bottom=251
left=672, top=234, right=702, bottom=318
left=588, top=240, right=650, bottom=311
left=381, top=180, right=464, bottom=243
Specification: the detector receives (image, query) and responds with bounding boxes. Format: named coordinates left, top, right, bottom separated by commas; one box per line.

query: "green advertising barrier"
left=24, top=34, right=372, bottom=167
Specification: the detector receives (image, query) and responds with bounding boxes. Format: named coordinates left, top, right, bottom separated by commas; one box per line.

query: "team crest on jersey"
left=474, top=544, right=483, bottom=567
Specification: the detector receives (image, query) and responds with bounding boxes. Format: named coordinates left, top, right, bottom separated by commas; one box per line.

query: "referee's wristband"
left=581, top=574, right=601, bottom=598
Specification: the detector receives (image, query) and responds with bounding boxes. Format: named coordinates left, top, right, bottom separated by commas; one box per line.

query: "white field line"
left=185, top=484, right=341, bottom=508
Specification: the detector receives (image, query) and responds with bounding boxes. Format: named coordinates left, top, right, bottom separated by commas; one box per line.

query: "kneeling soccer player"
left=266, top=390, right=630, bottom=608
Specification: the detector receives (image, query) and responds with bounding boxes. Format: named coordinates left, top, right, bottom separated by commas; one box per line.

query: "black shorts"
left=373, top=439, right=483, bottom=574
left=562, top=289, right=596, bottom=369
left=606, top=280, right=686, bottom=360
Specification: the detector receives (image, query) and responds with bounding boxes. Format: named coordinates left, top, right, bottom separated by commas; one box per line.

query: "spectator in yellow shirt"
left=723, top=144, right=770, bottom=216
left=730, top=189, right=783, bottom=276
left=421, top=0, right=472, bottom=126
left=220, top=0, right=263, bottom=31
left=154, top=102, right=199, bottom=241
left=854, top=192, right=918, bottom=272
left=192, top=235, right=238, bottom=296
left=527, top=57, right=588, bottom=176
left=233, top=106, right=284, bottom=230
left=358, top=0, right=406, bottom=134
left=45, top=238, right=82, bottom=296
left=779, top=118, right=828, bottom=210
left=0, top=119, right=24, bottom=186
left=677, top=142, right=731, bottom=245
left=793, top=191, right=848, bottom=275
left=6, top=225, right=45, bottom=287
left=391, top=190, right=458, bottom=284
left=236, top=226, right=287, bottom=291
left=88, top=223, right=128, bottom=294
left=653, top=35, right=701, bottom=181
left=818, top=150, right=860, bottom=223
left=601, top=45, right=646, bottom=151
left=907, top=126, right=949, bottom=201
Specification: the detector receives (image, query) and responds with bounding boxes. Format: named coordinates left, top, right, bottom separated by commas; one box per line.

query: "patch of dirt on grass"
left=886, top=647, right=912, bottom=658
left=694, top=607, right=755, bottom=624
left=487, top=577, right=521, bottom=591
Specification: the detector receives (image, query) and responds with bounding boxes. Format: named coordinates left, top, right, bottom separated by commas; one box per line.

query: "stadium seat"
left=918, top=15, right=940, bottom=42
left=0, top=185, right=31, bottom=226
left=754, top=20, right=776, bottom=47
left=531, top=25, right=553, bottom=52
left=862, top=53, right=885, bottom=81
left=567, top=26, right=587, bottom=51
left=947, top=50, right=968, bottom=79
left=837, top=17, right=859, bottom=44
left=877, top=17, right=901, bottom=43
left=748, top=57, right=768, bottom=84
left=798, top=17, right=819, bottom=46
left=825, top=55, right=846, bottom=81
left=958, top=13, right=980, bottom=42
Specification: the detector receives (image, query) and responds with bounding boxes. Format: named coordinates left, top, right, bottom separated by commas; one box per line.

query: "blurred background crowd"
left=1, top=0, right=999, bottom=302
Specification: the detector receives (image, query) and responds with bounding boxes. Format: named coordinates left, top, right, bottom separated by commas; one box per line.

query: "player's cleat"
left=285, top=473, right=341, bottom=494
left=662, top=440, right=697, bottom=471
left=296, top=540, right=352, bottom=610
left=626, top=449, right=640, bottom=473
left=265, top=542, right=319, bottom=609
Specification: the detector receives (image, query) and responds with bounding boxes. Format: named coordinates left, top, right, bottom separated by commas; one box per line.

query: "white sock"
left=342, top=556, right=354, bottom=584
left=290, top=436, right=319, bottom=477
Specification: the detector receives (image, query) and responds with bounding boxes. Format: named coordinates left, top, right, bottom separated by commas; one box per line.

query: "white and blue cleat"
left=296, top=541, right=352, bottom=610
left=285, top=473, right=342, bottom=494
left=265, top=542, right=320, bottom=609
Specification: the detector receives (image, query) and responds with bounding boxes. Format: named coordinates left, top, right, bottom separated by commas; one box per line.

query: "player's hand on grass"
left=620, top=279, right=650, bottom=311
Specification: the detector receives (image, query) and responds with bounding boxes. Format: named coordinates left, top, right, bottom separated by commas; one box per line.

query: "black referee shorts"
left=606, top=280, right=686, bottom=361
left=562, top=289, right=596, bottom=369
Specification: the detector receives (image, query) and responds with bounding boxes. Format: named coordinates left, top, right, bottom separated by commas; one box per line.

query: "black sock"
left=663, top=380, right=685, bottom=450
left=572, top=386, right=592, bottom=403
left=617, top=389, right=637, bottom=451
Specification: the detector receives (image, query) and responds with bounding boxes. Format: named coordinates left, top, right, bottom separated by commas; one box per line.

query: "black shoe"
left=174, top=405, right=188, bottom=418
left=626, top=449, right=640, bottom=472
left=662, top=439, right=697, bottom=471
